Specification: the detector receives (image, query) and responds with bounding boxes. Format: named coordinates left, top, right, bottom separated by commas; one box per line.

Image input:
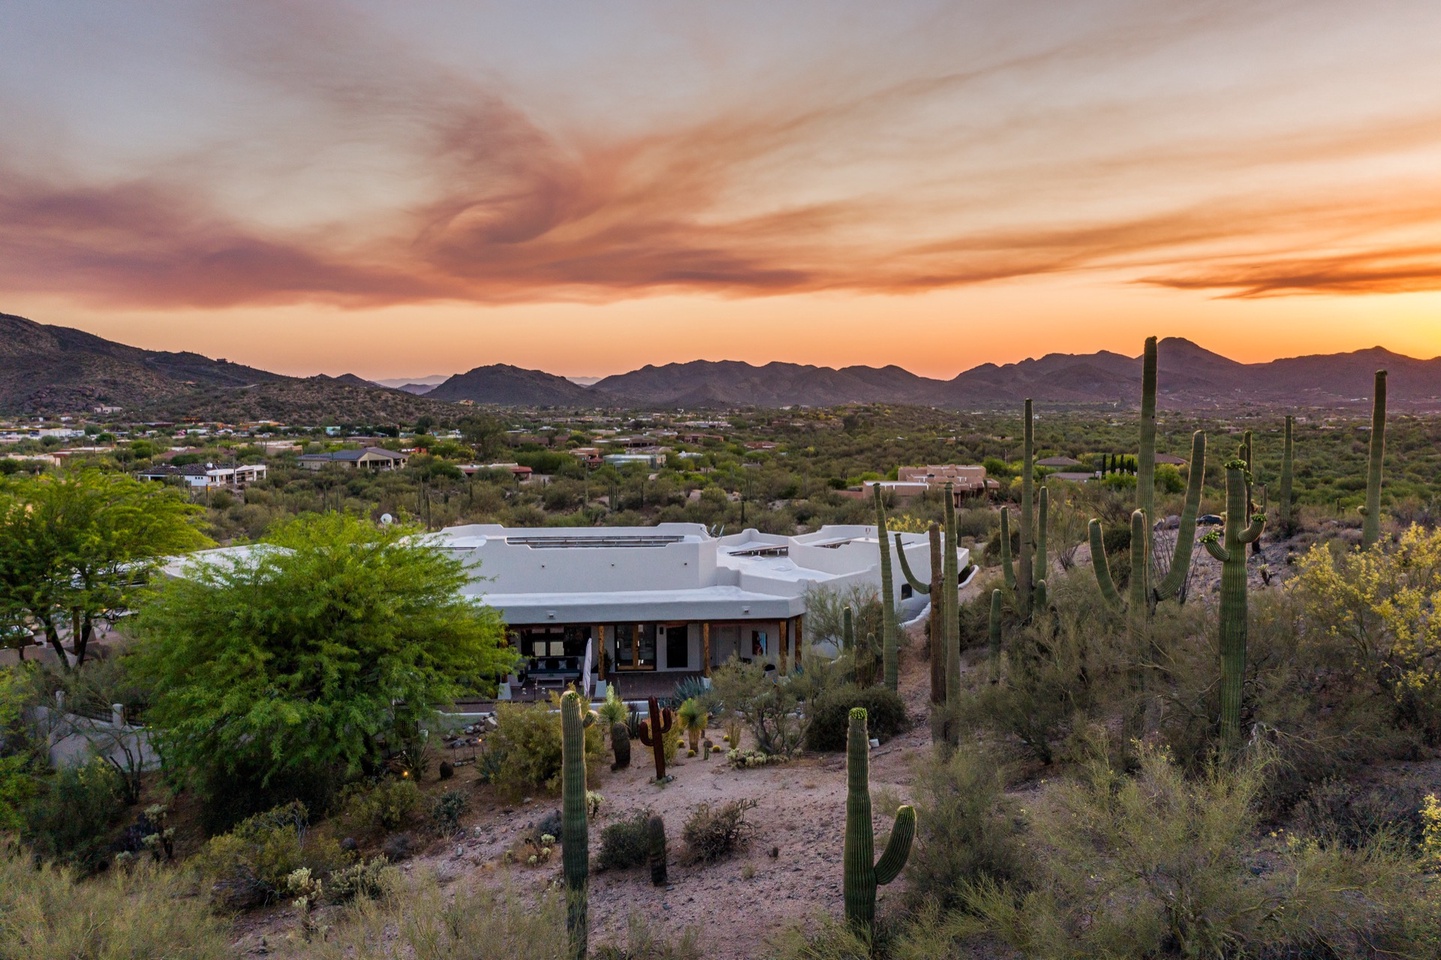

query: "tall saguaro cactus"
left=873, top=485, right=899, bottom=690
left=560, top=691, right=596, bottom=960
left=943, top=484, right=961, bottom=704
left=1138, top=336, right=1158, bottom=527
left=1279, top=415, right=1295, bottom=538
left=895, top=525, right=944, bottom=705
left=1200, top=461, right=1266, bottom=749
left=843, top=707, right=916, bottom=936
left=1362, top=370, right=1387, bottom=549
left=637, top=696, right=674, bottom=782
left=1018, top=398, right=1036, bottom=613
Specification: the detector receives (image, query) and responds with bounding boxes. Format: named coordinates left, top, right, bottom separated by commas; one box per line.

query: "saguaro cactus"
left=637, top=697, right=674, bottom=782
left=1138, top=336, right=1158, bottom=526
left=988, top=588, right=1003, bottom=676
left=560, top=691, right=596, bottom=960
left=1200, top=461, right=1266, bottom=749
left=843, top=707, right=916, bottom=936
left=896, top=525, right=945, bottom=705
left=873, top=485, right=899, bottom=691
left=1278, top=416, right=1295, bottom=538
left=648, top=814, right=668, bottom=886
left=1154, top=431, right=1207, bottom=604
left=1018, top=398, right=1036, bottom=614
left=1362, top=370, right=1387, bottom=549
left=943, top=484, right=961, bottom=704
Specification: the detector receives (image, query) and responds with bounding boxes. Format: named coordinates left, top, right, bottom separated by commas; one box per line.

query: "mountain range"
left=2, top=312, right=1438, bottom=417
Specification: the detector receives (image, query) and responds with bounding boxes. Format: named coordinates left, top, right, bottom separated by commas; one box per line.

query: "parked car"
left=1197, top=514, right=1224, bottom=526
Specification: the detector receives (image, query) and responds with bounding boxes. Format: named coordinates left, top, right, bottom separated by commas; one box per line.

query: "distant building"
left=604, top=452, right=667, bottom=468
left=1036, top=456, right=1083, bottom=469
left=137, top=463, right=267, bottom=488
left=297, top=447, right=408, bottom=471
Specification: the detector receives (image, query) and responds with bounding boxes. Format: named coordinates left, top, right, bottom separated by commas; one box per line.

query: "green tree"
left=128, top=513, right=516, bottom=808
left=0, top=667, right=37, bottom=831
left=0, top=470, right=211, bottom=669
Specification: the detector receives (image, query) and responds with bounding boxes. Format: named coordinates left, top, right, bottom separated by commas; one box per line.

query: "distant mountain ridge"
left=0, top=313, right=459, bottom=421
left=4, top=312, right=1439, bottom=415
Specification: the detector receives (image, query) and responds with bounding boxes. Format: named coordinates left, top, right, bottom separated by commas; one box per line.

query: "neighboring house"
left=859, top=464, right=998, bottom=503
left=604, top=452, right=667, bottom=468
left=297, top=447, right=409, bottom=471
left=1036, top=456, right=1083, bottom=469
left=136, top=463, right=267, bottom=488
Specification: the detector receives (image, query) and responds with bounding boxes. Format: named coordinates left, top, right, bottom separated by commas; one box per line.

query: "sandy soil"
left=227, top=636, right=940, bottom=959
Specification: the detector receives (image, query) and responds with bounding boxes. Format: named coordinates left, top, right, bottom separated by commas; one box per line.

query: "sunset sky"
left=3, top=0, right=1440, bottom=379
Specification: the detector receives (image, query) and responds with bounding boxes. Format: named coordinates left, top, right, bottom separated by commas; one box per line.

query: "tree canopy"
left=0, top=470, right=211, bottom=668
left=128, top=512, right=515, bottom=802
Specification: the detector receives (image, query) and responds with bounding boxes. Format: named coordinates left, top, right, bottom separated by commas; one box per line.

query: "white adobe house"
left=435, top=522, right=966, bottom=683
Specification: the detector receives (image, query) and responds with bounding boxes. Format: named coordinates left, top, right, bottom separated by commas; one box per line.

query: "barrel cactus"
left=648, top=813, right=668, bottom=886
left=843, top=707, right=915, bottom=935
left=610, top=721, right=631, bottom=771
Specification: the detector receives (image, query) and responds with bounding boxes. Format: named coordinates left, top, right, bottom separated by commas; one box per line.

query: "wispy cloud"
left=3, top=0, right=1441, bottom=309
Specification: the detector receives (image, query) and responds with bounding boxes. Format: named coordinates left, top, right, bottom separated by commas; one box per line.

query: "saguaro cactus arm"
left=1035, top=485, right=1049, bottom=589
left=895, top=532, right=930, bottom=595
left=1089, top=518, right=1124, bottom=611
left=873, top=806, right=917, bottom=886
left=1155, top=431, right=1207, bottom=602
left=1201, top=530, right=1229, bottom=563
left=1138, top=336, right=1158, bottom=525
left=1128, top=510, right=1148, bottom=613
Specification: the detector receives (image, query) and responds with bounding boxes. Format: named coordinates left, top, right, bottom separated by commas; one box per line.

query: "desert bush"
left=682, top=798, right=756, bottom=864
left=906, top=742, right=1027, bottom=912
left=382, top=831, right=415, bottom=863
left=194, top=801, right=347, bottom=909
left=484, top=694, right=604, bottom=799
left=335, top=777, right=421, bottom=836
left=22, top=758, right=126, bottom=872
left=707, top=658, right=809, bottom=758
left=275, top=872, right=572, bottom=960
left=593, top=915, right=702, bottom=960
left=901, top=745, right=1441, bottom=960
left=766, top=916, right=876, bottom=960
left=727, top=748, right=788, bottom=768
left=0, top=839, right=232, bottom=960
left=430, top=789, right=469, bottom=837
left=1295, top=777, right=1431, bottom=851
left=805, top=684, right=907, bottom=751
left=596, top=809, right=654, bottom=871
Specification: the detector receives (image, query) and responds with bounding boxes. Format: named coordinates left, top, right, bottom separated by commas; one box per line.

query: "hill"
left=426, top=364, right=596, bottom=406
left=0, top=313, right=453, bottom=422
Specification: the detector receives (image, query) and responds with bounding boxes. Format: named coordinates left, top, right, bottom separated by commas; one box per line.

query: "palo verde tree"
left=0, top=469, right=210, bottom=669
left=129, top=512, right=515, bottom=817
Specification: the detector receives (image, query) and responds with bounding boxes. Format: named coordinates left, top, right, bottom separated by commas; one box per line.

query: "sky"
left=2, top=0, right=1440, bottom=379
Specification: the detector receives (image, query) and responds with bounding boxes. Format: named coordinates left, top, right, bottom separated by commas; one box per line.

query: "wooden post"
left=794, top=615, right=803, bottom=667
left=779, top=618, right=790, bottom=676
left=597, top=624, right=607, bottom=682
left=702, top=622, right=711, bottom=678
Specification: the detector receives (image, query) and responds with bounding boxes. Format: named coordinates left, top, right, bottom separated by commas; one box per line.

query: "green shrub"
left=430, top=789, right=469, bottom=837
left=682, top=798, right=756, bottom=864
left=22, top=759, right=125, bottom=872
left=193, top=801, right=347, bottom=909
left=596, top=809, right=654, bottom=871
left=707, top=658, right=809, bottom=758
left=335, top=777, right=421, bottom=837
left=272, top=872, right=571, bottom=960
left=484, top=695, right=604, bottom=799
left=905, top=742, right=1027, bottom=912
left=805, top=684, right=908, bottom=751
left=592, top=915, right=703, bottom=960
left=0, top=839, right=232, bottom=960
left=905, top=746, right=1441, bottom=960
left=1296, top=777, right=1430, bottom=852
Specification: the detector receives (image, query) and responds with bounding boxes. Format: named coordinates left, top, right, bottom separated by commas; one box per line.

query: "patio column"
left=702, top=622, right=711, bottom=678
left=779, top=618, right=790, bottom=676
left=596, top=624, right=607, bottom=681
